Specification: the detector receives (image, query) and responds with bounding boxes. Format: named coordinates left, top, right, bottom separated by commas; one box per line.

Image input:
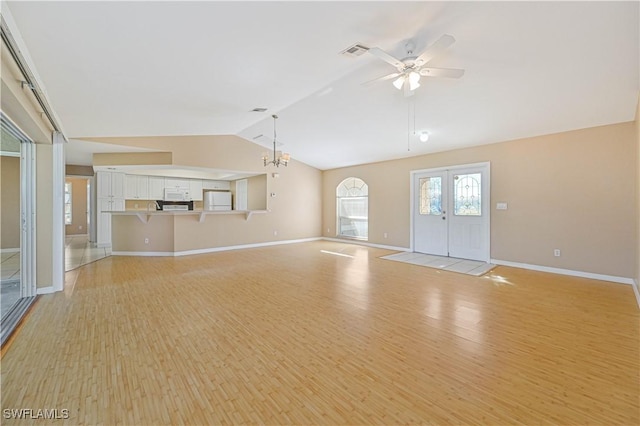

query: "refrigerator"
left=204, top=191, right=232, bottom=211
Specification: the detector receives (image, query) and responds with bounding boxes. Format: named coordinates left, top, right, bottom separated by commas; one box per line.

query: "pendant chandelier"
left=262, top=114, right=290, bottom=167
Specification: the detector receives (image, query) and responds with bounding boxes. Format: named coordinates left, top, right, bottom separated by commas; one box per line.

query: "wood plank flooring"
left=1, top=241, right=638, bottom=425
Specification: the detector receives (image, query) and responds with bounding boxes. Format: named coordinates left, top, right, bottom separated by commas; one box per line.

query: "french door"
left=412, top=163, right=490, bottom=262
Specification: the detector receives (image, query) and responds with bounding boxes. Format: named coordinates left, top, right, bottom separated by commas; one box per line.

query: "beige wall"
left=90, top=135, right=322, bottom=251
left=247, top=174, right=267, bottom=211
left=65, top=177, right=88, bottom=235
left=635, top=97, right=640, bottom=294
left=323, top=122, right=636, bottom=279
left=112, top=215, right=175, bottom=252
left=93, top=151, right=172, bottom=166
left=1, top=156, right=20, bottom=249
left=66, top=164, right=94, bottom=176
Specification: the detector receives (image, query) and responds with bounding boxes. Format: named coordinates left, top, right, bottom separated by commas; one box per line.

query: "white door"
left=448, top=169, right=489, bottom=261
left=414, top=171, right=448, bottom=256
left=413, top=163, right=490, bottom=262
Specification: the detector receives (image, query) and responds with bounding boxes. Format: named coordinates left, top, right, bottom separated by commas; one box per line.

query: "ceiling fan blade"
left=419, top=67, right=465, bottom=78
left=361, top=72, right=402, bottom=86
left=415, top=34, right=456, bottom=66
left=368, top=47, right=405, bottom=70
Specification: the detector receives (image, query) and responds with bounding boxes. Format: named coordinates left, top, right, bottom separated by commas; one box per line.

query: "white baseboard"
left=633, top=279, right=640, bottom=309
left=111, top=251, right=174, bottom=257
left=113, top=237, right=323, bottom=257
left=36, top=286, right=56, bottom=295
left=322, top=237, right=410, bottom=252
left=491, top=259, right=634, bottom=285
left=0, top=248, right=20, bottom=253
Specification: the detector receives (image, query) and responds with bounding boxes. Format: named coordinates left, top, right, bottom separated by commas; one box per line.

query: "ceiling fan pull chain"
left=413, top=97, right=416, bottom=136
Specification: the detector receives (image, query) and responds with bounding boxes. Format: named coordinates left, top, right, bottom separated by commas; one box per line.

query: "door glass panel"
left=454, top=173, right=481, bottom=216
left=419, top=177, right=442, bottom=215
left=0, top=125, right=22, bottom=320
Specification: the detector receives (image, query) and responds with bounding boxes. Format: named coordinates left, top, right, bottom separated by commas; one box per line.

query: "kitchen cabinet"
left=148, top=176, right=165, bottom=200
left=97, top=171, right=125, bottom=199
left=189, top=179, right=203, bottom=201
left=165, top=178, right=190, bottom=190
left=125, top=175, right=149, bottom=200
left=202, top=180, right=231, bottom=190
left=97, top=171, right=126, bottom=246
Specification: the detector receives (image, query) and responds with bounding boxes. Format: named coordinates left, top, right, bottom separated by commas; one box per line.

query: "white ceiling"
left=5, top=1, right=639, bottom=170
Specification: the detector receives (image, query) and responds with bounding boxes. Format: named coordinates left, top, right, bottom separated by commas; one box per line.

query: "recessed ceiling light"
left=420, top=132, right=429, bottom=142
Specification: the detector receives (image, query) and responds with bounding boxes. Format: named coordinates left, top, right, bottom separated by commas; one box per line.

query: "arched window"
left=336, top=177, right=368, bottom=239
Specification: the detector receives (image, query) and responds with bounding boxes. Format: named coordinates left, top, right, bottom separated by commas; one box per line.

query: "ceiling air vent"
left=340, top=43, right=369, bottom=57
left=251, top=107, right=268, bottom=113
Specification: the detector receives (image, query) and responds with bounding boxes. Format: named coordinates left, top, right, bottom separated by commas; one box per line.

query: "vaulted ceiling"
left=5, top=1, right=639, bottom=170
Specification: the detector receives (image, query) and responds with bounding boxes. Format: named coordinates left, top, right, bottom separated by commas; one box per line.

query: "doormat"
left=380, top=252, right=496, bottom=276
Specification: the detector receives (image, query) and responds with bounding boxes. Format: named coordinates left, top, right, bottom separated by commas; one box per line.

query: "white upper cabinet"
left=125, top=175, right=149, bottom=200
left=148, top=176, right=165, bottom=200
left=202, top=180, right=231, bottom=190
left=97, top=171, right=126, bottom=199
left=189, top=179, right=203, bottom=201
left=111, top=172, right=125, bottom=198
left=165, top=178, right=190, bottom=190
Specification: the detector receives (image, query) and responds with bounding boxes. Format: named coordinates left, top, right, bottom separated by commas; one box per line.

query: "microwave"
left=164, top=188, right=190, bottom=201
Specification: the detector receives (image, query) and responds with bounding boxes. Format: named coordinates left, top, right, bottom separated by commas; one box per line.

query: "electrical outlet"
left=144, top=238, right=149, bottom=244
left=273, top=230, right=278, bottom=236
left=554, top=249, right=560, bottom=257
left=327, top=228, right=330, bottom=233
left=79, top=225, right=82, bottom=230
left=383, top=232, right=388, bottom=239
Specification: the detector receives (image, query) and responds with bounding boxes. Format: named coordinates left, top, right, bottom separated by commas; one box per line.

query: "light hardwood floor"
left=1, top=241, right=638, bottom=425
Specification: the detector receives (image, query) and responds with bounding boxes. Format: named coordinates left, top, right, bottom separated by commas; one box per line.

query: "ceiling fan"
left=363, top=34, right=464, bottom=97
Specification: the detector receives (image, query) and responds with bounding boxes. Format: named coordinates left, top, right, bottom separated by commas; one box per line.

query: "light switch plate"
left=496, top=202, right=508, bottom=210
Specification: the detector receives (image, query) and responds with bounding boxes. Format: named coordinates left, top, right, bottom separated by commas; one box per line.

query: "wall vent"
left=340, top=43, right=369, bottom=57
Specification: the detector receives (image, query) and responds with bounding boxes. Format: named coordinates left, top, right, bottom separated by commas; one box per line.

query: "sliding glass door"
left=1, top=112, right=36, bottom=345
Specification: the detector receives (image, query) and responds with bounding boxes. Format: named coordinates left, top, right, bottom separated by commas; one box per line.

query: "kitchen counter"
left=108, top=209, right=268, bottom=223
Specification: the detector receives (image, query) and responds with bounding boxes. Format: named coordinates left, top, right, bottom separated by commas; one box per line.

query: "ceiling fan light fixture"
left=392, top=75, right=405, bottom=90
left=408, top=72, right=421, bottom=91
